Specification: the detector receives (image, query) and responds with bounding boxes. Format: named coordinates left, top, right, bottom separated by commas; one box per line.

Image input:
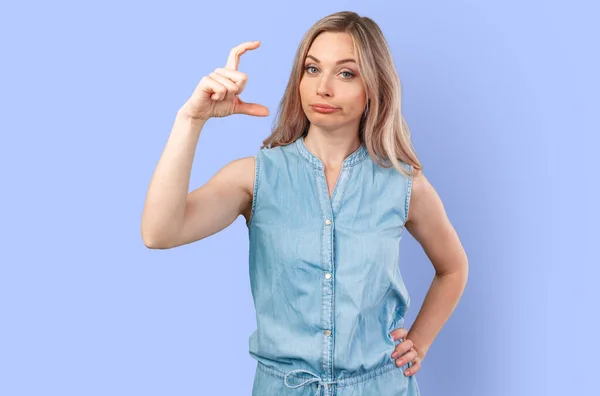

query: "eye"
left=304, top=65, right=355, bottom=79
left=341, top=71, right=355, bottom=79
left=305, top=65, right=318, bottom=74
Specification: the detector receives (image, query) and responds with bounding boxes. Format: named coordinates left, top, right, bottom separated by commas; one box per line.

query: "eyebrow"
left=305, top=55, right=356, bottom=65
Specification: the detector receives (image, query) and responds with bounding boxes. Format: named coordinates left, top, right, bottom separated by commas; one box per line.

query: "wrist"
left=413, top=343, right=427, bottom=359
left=407, top=331, right=429, bottom=358
left=176, top=108, right=208, bottom=126
left=177, top=104, right=209, bottom=123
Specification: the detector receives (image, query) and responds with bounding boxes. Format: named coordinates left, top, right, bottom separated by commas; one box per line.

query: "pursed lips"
left=311, top=104, right=339, bottom=109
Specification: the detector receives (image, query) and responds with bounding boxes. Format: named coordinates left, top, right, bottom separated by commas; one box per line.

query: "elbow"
left=142, top=235, right=160, bottom=249
left=142, top=238, right=161, bottom=249
left=140, top=217, right=178, bottom=249
left=141, top=230, right=173, bottom=249
left=143, top=237, right=172, bottom=249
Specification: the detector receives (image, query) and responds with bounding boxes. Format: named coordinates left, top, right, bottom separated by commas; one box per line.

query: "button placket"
left=302, top=141, right=363, bottom=387
left=312, top=168, right=338, bottom=383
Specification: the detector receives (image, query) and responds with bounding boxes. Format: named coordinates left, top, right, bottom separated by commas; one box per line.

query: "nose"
left=316, top=75, right=333, bottom=97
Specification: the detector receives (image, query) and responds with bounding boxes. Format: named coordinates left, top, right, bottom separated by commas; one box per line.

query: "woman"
left=141, top=11, right=468, bottom=396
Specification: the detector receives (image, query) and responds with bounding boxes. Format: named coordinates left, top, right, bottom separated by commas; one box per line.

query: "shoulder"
left=222, top=155, right=257, bottom=224
left=219, top=156, right=256, bottom=198
left=252, top=143, right=300, bottom=176
left=239, top=144, right=293, bottom=224
left=406, top=170, right=442, bottom=225
left=257, top=142, right=295, bottom=162
left=404, top=170, right=467, bottom=277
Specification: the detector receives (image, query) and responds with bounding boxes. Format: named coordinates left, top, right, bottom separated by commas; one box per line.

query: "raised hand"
left=182, top=41, right=270, bottom=120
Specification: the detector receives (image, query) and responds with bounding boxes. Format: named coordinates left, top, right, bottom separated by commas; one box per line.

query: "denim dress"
left=246, top=135, right=420, bottom=396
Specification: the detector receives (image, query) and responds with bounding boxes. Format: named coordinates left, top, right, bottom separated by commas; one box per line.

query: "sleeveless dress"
left=246, top=135, right=420, bottom=395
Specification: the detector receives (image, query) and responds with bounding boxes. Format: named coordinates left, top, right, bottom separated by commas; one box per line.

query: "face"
left=299, top=31, right=367, bottom=130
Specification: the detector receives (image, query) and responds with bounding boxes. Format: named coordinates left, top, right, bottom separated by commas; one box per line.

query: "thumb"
left=234, top=100, right=270, bottom=117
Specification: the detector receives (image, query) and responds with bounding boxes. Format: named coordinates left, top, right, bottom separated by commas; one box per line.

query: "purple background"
left=1, top=0, right=597, bottom=395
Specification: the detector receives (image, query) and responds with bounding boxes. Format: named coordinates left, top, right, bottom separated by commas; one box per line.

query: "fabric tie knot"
left=284, top=369, right=340, bottom=396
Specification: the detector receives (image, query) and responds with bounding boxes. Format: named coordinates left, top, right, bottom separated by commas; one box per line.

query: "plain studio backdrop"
left=0, top=1, right=597, bottom=395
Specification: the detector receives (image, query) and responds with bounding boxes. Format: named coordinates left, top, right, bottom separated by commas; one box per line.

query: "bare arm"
left=140, top=110, right=254, bottom=249
left=176, top=154, right=254, bottom=248
left=140, top=110, right=203, bottom=248
left=141, top=41, right=268, bottom=249
left=402, top=172, right=469, bottom=359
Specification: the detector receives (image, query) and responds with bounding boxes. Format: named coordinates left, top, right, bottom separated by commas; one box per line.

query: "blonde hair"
left=261, top=11, right=421, bottom=177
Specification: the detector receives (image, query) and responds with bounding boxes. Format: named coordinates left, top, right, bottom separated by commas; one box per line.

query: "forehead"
left=306, top=32, right=355, bottom=60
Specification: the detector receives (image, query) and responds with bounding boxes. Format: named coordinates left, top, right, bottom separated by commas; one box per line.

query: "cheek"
left=346, top=90, right=366, bottom=113
left=298, top=81, right=310, bottom=105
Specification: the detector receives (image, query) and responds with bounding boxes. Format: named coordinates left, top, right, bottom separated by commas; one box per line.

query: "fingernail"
left=391, top=352, right=398, bottom=359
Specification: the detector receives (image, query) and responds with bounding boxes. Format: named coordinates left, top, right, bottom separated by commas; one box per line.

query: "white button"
left=324, top=330, right=331, bottom=336
left=325, top=219, right=332, bottom=225
left=325, top=273, right=331, bottom=279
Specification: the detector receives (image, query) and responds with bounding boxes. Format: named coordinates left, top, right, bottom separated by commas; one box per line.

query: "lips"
left=311, top=105, right=339, bottom=114
left=311, top=104, right=338, bottom=110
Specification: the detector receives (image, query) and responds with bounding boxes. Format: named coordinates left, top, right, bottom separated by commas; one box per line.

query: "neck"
left=303, top=128, right=361, bottom=168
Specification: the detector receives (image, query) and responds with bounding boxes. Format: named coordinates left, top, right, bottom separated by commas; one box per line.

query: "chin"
left=307, top=116, right=340, bottom=125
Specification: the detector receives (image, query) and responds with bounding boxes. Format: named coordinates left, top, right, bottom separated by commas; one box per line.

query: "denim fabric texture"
left=247, top=135, right=420, bottom=395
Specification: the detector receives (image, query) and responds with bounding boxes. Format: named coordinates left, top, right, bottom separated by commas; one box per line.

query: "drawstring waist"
left=257, top=358, right=404, bottom=395
left=284, top=369, right=340, bottom=396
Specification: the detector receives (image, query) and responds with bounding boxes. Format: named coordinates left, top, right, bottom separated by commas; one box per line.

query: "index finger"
left=225, top=40, right=261, bottom=70
left=390, top=327, right=408, bottom=340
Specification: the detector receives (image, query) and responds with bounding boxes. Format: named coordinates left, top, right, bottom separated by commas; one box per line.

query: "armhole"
left=246, top=153, right=260, bottom=227
left=404, top=164, right=414, bottom=226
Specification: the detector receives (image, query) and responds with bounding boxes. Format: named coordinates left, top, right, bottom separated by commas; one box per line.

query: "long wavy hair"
left=261, top=11, right=421, bottom=177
